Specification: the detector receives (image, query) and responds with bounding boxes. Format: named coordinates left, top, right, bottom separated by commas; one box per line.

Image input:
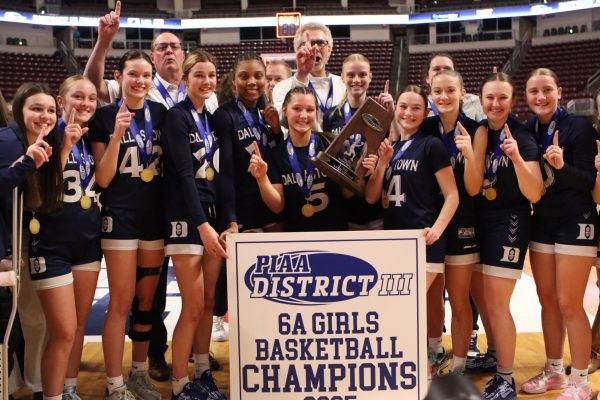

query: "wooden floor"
left=11, top=333, right=600, bottom=399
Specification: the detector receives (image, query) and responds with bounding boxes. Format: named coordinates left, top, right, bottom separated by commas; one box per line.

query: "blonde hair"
left=182, top=49, right=218, bottom=80
left=58, top=75, right=94, bottom=99
left=431, top=69, right=464, bottom=90
left=527, top=67, right=560, bottom=87
left=336, top=54, right=371, bottom=111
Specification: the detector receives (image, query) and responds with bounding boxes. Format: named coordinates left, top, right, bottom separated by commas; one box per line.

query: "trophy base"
left=312, top=151, right=365, bottom=197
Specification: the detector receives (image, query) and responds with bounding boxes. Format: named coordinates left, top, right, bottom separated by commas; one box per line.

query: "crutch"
left=0, top=188, right=23, bottom=400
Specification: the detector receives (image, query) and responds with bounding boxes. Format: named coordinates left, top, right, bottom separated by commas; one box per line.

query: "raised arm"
left=83, top=0, right=121, bottom=103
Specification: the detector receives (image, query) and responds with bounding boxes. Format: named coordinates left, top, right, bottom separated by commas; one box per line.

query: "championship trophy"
left=312, top=97, right=392, bottom=196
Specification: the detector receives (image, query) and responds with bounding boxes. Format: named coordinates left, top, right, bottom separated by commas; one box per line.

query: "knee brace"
left=128, top=304, right=154, bottom=342
left=136, top=265, right=162, bottom=282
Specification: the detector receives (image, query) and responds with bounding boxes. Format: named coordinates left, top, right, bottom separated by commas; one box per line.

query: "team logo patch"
left=102, top=216, right=113, bottom=233
left=500, top=246, right=520, bottom=263
left=577, top=223, right=595, bottom=240
left=458, top=227, right=475, bottom=239
left=170, top=221, right=188, bottom=238
left=244, top=251, right=378, bottom=306
left=29, top=257, right=46, bottom=274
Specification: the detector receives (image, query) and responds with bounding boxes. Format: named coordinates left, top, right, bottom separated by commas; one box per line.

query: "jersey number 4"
left=385, top=175, right=406, bottom=207
left=119, top=145, right=162, bottom=178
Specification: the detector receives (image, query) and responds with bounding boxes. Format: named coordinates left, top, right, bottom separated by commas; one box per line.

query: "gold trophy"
left=312, top=97, right=392, bottom=196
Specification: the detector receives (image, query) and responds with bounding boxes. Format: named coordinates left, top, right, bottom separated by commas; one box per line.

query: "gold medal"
left=140, top=168, right=154, bottom=183
left=29, top=217, right=40, bottom=235
left=382, top=194, right=390, bottom=209
left=80, top=195, right=92, bottom=210
left=484, top=187, right=497, bottom=201
left=205, top=167, right=215, bottom=182
left=301, top=203, right=315, bottom=218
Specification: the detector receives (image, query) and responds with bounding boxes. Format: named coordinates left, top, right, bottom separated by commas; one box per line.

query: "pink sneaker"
left=556, top=380, right=593, bottom=400
left=522, top=368, right=567, bottom=394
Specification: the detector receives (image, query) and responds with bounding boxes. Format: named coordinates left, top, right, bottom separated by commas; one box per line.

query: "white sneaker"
left=212, top=316, right=228, bottom=342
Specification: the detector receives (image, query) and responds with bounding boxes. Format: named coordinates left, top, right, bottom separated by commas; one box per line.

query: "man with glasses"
left=272, top=22, right=345, bottom=129
left=84, top=1, right=218, bottom=112
left=83, top=0, right=219, bottom=389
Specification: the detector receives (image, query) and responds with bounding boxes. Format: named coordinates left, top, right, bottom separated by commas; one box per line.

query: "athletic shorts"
left=530, top=210, right=598, bottom=257
left=475, top=211, right=531, bottom=279
left=101, top=206, right=164, bottom=251
left=28, top=236, right=101, bottom=290
left=426, top=235, right=446, bottom=274
left=444, top=215, right=480, bottom=265
left=164, top=204, right=217, bottom=256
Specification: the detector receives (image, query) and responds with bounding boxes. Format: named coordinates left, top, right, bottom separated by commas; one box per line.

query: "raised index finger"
left=504, top=123, right=513, bottom=140
left=384, top=80, right=389, bottom=94
left=456, top=121, right=468, bottom=136
left=252, top=140, right=262, bottom=158
left=68, top=109, right=76, bottom=125
left=114, top=0, right=121, bottom=17
left=304, top=31, right=310, bottom=49
left=36, top=126, right=47, bottom=142
left=119, top=98, right=128, bottom=113
left=553, top=130, right=559, bottom=147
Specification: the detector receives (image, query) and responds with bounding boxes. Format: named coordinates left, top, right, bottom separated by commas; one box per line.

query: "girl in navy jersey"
left=35, top=76, right=100, bottom=400
left=522, top=68, right=597, bottom=400
left=474, top=73, right=543, bottom=400
left=162, top=49, right=230, bottom=400
left=363, top=84, right=458, bottom=286
left=422, top=69, right=486, bottom=374
left=213, top=52, right=283, bottom=233
left=89, top=50, right=166, bottom=400
left=250, top=86, right=348, bottom=231
left=0, top=83, right=61, bottom=400
left=322, top=53, right=393, bottom=230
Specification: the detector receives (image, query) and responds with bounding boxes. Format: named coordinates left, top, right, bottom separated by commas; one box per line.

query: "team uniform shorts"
left=164, top=204, right=217, bottom=256
left=475, top=211, right=531, bottom=280
left=530, top=210, right=598, bottom=257
left=426, top=235, right=446, bottom=274
left=28, top=236, right=101, bottom=291
left=101, top=206, right=164, bottom=251
left=444, top=215, right=480, bottom=265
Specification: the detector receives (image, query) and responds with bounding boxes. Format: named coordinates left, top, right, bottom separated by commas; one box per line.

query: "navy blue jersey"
left=35, top=137, right=101, bottom=243
left=422, top=114, right=481, bottom=219
left=88, top=100, right=166, bottom=210
left=322, top=104, right=356, bottom=135
left=266, top=134, right=348, bottom=232
left=0, top=123, right=35, bottom=258
left=322, top=104, right=383, bottom=225
left=476, top=115, right=538, bottom=214
left=383, top=134, right=451, bottom=230
left=526, top=110, right=596, bottom=217
left=162, top=100, right=218, bottom=227
left=212, top=99, right=281, bottom=230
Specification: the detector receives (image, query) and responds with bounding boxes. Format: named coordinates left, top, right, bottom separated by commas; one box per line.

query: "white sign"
left=227, top=230, right=427, bottom=400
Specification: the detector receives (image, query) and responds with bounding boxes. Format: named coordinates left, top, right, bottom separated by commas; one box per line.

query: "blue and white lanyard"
left=308, top=78, right=334, bottom=114
left=118, top=98, right=154, bottom=165
left=184, top=97, right=215, bottom=167
left=153, top=76, right=186, bottom=109
left=58, top=118, right=92, bottom=188
left=235, top=97, right=267, bottom=155
left=286, top=133, right=316, bottom=200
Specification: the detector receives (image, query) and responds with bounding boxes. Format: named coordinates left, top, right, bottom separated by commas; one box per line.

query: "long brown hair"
left=12, top=82, right=63, bottom=213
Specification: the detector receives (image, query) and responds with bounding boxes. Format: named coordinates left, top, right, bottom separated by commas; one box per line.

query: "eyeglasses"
left=154, top=42, right=182, bottom=52
left=303, top=39, right=329, bottom=48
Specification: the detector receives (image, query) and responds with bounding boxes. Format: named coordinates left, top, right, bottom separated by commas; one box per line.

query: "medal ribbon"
left=383, top=132, right=421, bottom=191
left=308, top=77, right=334, bottom=114
left=427, top=97, right=439, bottom=116
left=536, top=107, right=562, bottom=152
left=119, top=98, right=154, bottom=165
left=286, top=133, right=316, bottom=201
left=153, top=77, right=186, bottom=109
left=484, top=123, right=507, bottom=187
left=234, top=97, right=267, bottom=155
left=342, top=101, right=353, bottom=124
left=184, top=97, right=215, bottom=168
left=438, top=114, right=462, bottom=161
left=58, top=119, right=92, bottom=189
